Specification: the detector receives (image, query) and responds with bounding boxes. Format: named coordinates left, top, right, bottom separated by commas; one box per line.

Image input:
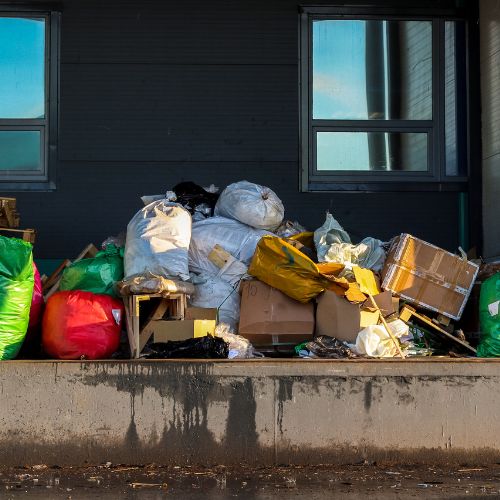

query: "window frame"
left=299, top=5, right=474, bottom=192
left=0, top=7, right=60, bottom=190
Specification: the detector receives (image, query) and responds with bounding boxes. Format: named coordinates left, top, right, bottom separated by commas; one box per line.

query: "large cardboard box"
left=152, top=307, right=217, bottom=343
left=315, top=290, right=396, bottom=343
left=239, top=280, right=314, bottom=346
left=381, top=233, right=479, bottom=320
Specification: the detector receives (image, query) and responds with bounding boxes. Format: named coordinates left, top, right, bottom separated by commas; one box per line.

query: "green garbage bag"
left=0, top=236, right=34, bottom=360
left=477, top=272, right=500, bottom=357
left=60, top=244, right=124, bottom=297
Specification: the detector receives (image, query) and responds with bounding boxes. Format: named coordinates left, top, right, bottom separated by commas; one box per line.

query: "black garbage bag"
left=172, top=181, right=219, bottom=216
left=299, top=335, right=355, bottom=359
left=146, top=335, right=229, bottom=359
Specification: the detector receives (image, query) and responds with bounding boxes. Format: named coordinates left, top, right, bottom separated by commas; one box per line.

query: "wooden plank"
left=42, top=259, right=72, bottom=292
left=0, top=227, right=35, bottom=243
left=400, top=305, right=477, bottom=354
left=74, top=243, right=99, bottom=261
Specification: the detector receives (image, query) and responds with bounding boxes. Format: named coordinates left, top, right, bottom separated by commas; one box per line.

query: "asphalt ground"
left=2, top=463, right=500, bottom=499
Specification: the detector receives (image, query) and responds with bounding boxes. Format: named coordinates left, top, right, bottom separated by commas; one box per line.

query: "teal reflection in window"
left=0, top=17, right=45, bottom=118
left=0, top=131, right=41, bottom=170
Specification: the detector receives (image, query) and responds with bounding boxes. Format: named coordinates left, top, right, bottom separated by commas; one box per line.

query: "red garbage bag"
left=42, top=290, right=124, bottom=360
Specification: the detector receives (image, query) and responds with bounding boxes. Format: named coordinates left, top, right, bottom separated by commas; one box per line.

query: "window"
left=299, top=6, right=474, bottom=191
left=0, top=11, right=59, bottom=189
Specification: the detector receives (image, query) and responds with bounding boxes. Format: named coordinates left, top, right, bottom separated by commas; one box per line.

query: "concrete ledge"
left=1, top=359, right=500, bottom=466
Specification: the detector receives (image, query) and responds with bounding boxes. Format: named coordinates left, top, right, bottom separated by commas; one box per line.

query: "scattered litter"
left=130, top=482, right=168, bottom=489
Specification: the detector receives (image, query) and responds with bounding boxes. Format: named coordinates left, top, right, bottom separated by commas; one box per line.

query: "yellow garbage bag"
left=248, top=235, right=365, bottom=303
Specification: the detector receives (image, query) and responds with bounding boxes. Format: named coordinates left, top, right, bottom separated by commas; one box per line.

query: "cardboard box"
left=152, top=307, right=217, bottom=343
left=238, top=280, right=314, bottom=346
left=315, top=290, right=397, bottom=343
left=381, top=233, right=479, bottom=320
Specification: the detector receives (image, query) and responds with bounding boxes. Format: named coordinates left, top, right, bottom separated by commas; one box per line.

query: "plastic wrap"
left=314, top=213, right=386, bottom=272
left=0, top=236, right=34, bottom=360
left=124, top=201, right=191, bottom=281
left=354, top=320, right=408, bottom=358
left=116, top=272, right=195, bottom=297
left=214, top=181, right=284, bottom=231
left=215, top=323, right=263, bottom=358
left=60, top=244, right=124, bottom=297
left=42, top=290, right=123, bottom=360
left=248, top=235, right=334, bottom=303
left=189, top=216, right=269, bottom=279
left=189, top=275, right=240, bottom=332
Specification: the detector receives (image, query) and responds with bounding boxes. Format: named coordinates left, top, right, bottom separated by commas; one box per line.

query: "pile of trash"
left=0, top=180, right=497, bottom=361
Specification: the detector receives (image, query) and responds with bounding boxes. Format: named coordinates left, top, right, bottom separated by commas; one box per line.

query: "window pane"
left=313, top=20, right=432, bottom=120
left=0, top=17, right=45, bottom=119
left=316, top=131, right=428, bottom=171
left=445, top=21, right=467, bottom=176
left=0, top=131, right=41, bottom=170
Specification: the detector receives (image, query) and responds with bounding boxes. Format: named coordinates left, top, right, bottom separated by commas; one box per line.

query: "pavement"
left=1, top=463, right=500, bottom=498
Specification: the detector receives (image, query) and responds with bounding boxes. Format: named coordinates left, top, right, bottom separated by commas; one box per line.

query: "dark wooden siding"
left=11, top=0, right=463, bottom=258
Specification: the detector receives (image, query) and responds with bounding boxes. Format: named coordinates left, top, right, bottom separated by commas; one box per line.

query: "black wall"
left=10, top=0, right=463, bottom=259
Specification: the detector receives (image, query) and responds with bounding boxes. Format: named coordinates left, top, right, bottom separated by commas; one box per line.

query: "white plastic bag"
left=189, top=216, right=270, bottom=279
left=189, top=275, right=240, bottom=332
left=215, top=323, right=263, bottom=359
left=124, top=201, right=191, bottom=281
left=214, top=181, right=285, bottom=231
left=354, top=319, right=409, bottom=358
left=314, top=213, right=386, bottom=272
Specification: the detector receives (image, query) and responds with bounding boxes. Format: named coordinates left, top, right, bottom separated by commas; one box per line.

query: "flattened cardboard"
left=152, top=307, right=217, bottom=343
left=239, top=280, right=314, bottom=346
left=315, top=290, right=395, bottom=343
left=382, top=234, right=479, bottom=320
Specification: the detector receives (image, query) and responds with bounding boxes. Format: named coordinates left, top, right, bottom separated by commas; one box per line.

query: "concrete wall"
left=481, top=0, right=500, bottom=259
left=2, top=360, right=500, bottom=466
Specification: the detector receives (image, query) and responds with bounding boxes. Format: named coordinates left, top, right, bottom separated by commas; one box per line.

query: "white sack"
left=124, top=201, right=191, bottom=280
left=314, top=213, right=386, bottom=272
left=189, top=216, right=270, bottom=280
left=355, top=319, right=409, bottom=358
left=189, top=275, right=240, bottom=332
left=214, top=180, right=284, bottom=231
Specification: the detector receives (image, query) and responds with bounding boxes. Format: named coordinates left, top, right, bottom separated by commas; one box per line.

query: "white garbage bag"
left=214, top=180, right=285, bottom=231
left=189, top=275, right=240, bottom=332
left=314, top=213, right=386, bottom=272
left=354, top=319, right=409, bottom=357
left=189, top=216, right=270, bottom=279
left=124, top=201, right=191, bottom=281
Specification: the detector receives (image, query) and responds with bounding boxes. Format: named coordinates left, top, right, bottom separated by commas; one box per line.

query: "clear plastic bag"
left=314, top=213, right=386, bottom=272
left=215, top=323, right=263, bottom=358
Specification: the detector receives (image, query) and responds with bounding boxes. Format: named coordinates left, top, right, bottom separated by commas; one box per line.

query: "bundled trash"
left=214, top=180, right=284, bottom=231
left=145, top=335, right=229, bottom=359
left=1, top=180, right=487, bottom=361
left=0, top=236, right=34, bottom=360
left=296, top=336, right=355, bottom=359
left=125, top=201, right=191, bottom=281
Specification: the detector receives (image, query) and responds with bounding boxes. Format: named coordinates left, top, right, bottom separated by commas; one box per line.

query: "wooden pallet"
left=0, top=197, right=20, bottom=228
left=0, top=227, right=35, bottom=243
left=124, top=293, right=187, bottom=359
left=399, top=305, right=477, bottom=354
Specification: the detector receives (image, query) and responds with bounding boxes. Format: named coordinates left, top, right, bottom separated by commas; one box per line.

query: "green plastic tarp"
left=59, top=244, right=124, bottom=297
left=477, top=272, right=500, bottom=357
left=0, top=236, right=34, bottom=360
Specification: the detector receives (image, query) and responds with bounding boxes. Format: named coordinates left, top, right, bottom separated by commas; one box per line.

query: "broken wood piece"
left=368, top=293, right=405, bottom=359
left=208, top=244, right=233, bottom=269
left=399, top=305, right=476, bottom=354
left=0, top=227, right=35, bottom=243
left=0, top=197, right=20, bottom=228
left=42, top=259, right=72, bottom=292
left=43, top=244, right=99, bottom=300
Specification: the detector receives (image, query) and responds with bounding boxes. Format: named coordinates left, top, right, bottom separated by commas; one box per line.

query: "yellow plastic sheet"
left=248, top=236, right=365, bottom=303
